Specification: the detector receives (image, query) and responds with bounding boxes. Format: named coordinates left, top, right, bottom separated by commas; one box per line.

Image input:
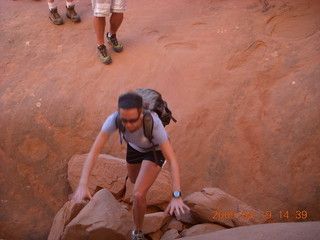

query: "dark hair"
left=118, top=92, right=143, bottom=109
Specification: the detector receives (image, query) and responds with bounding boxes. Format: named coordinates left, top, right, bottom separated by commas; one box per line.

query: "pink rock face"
left=1, top=0, right=319, bottom=239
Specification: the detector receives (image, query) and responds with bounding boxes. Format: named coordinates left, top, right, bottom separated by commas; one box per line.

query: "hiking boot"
left=66, top=5, right=81, bottom=23
left=132, top=230, right=144, bottom=240
left=106, top=32, right=123, bottom=53
left=97, top=45, right=112, bottom=64
left=49, top=7, right=63, bottom=25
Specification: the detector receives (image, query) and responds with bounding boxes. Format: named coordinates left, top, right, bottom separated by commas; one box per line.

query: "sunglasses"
left=120, top=116, right=140, bottom=124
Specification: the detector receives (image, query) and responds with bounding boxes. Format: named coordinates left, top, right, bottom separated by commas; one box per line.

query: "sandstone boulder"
left=180, top=223, right=226, bottom=238
left=184, top=188, right=266, bottom=227
left=160, top=229, right=181, bottom=240
left=124, top=168, right=172, bottom=209
left=142, top=212, right=172, bottom=234
left=147, top=230, right=163, bottom=240
left=68, top=154, right=128, bottom=197
left=175, top=209, right=198, bottom=225
left=48, top=200, right=87, bottom=240
left=61, top=189, right=133, bottom=240
left=164, top=217, right=185, bottom=232
left=178, top=222, right=320, bottom=240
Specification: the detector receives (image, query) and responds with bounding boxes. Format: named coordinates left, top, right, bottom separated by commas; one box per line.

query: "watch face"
left=173, top=191, right=181, bottom=198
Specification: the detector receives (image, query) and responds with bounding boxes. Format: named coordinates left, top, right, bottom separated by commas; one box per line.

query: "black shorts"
left=126, top=143, right=165, bottom=167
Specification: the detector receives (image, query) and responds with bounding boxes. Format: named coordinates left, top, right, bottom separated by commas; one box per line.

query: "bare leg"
left=94, top=17, right=106, bottom=45
left=109, top=12, right=123, bottom=34
left=127, top=163, right=142, bottom=184
left=132, top=161, right=161, bottom=230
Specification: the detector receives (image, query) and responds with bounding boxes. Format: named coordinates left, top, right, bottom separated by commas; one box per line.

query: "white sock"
left=66, top=1, right=74, bottom=8
left=48, top=2, right=56, bottom=10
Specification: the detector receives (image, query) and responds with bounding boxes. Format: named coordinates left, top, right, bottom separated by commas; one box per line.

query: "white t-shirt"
left=101, top=111, right=168, bottom=152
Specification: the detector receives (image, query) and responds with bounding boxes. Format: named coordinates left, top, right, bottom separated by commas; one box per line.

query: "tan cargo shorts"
left=92, top=0, right=126, bottom=17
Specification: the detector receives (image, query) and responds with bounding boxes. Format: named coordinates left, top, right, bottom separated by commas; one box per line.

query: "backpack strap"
left=142, top=110, right=153, bottom=141
left=143, top=111, right=160, bottom=165
left=115, top=112, right=126, bottom=144
left=163, top=102, right=177, bottom=125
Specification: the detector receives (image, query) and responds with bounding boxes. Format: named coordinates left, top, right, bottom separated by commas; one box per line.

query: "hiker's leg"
left=127, top=163, right=141, bottom=184
left=109, top=12, right=123, bottom=34
left=132, top=160, right=161, bottom=230
left=94, top=16, right=106, bottom=45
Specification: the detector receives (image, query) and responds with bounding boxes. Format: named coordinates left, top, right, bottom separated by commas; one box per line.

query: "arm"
left=160, top=140, right=181, bottom=191
left=72, top=130, right=110, bottom=201
left=160, top=140, right=190, bottom=215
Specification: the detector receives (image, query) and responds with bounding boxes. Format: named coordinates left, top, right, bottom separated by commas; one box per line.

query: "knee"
left=132, top=189, right=146, bottom=204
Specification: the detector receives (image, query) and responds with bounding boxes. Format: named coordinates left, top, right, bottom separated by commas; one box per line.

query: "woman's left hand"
left=165, top=197, right=190, bottom=216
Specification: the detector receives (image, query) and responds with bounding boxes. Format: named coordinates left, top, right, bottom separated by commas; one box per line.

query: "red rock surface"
left=183, top=188, right=266, bottom=227
left=180, top=223, right=226, bottom=238
left=68, top=154, right=128, bottom=197
left=61, top=189, right=133, bottom=240
left=0, top=0, right=319, bottom=239
left=47, top=200, right=87, bottom=240
left=178, top=222, right=320, bottom=240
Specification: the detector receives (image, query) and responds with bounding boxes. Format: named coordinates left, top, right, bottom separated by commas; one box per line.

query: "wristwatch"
left=172, top=190, right=182, bottom=198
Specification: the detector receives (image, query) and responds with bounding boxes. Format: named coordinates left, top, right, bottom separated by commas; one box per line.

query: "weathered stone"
left=61, top=189, right=133, bottom=240
left=178, top=222, right=320, bottom=240
left=142, top=212, right=172, bottom=234
left=147, top=230, right=163, bottom=240
left=163, top=217, right=184, bottom=232
left=184, top=188, right=266, bottom=227
left=160, top=229, right=181, bottom=240
left=48, top=200, right=87, bottom=240
left=175, top=209, right=198, bottom=225
left=124, top=169, right=172, bottom=209
left=68, top=154, right=127, bottom=197
left=180, top=223, right=226, bottom=237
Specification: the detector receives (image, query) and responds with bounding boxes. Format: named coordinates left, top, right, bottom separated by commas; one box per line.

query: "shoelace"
left=53, top=11, right=60, bottom=19
left=69, top=8, right=77, bottom=17
left=109, top=35, right=119, bottom=46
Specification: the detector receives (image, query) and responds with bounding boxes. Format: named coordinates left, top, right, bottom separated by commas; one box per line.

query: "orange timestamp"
left=212, top=210, right=308, bottom=220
